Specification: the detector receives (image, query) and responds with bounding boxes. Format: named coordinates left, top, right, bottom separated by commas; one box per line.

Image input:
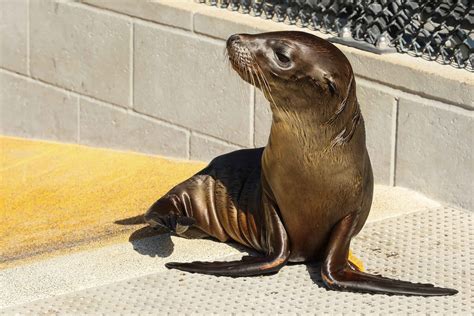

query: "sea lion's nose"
left=227, top=34, right=241, bottom=46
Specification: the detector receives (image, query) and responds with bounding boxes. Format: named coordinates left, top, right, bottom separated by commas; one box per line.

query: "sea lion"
left=144, top=31, right=457, bottom=296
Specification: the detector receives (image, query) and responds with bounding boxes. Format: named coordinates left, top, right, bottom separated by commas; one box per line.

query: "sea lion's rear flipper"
left=165, top=196, right=290, bottom=277
left=321, top=212, right=458, bottom=296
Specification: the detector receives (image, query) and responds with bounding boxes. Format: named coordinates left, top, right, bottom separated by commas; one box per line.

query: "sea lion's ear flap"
left=324, top=74, right=337, bottom=95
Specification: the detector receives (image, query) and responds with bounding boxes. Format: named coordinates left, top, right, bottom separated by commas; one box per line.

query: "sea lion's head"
left=226, top=31, right=356, bottom=124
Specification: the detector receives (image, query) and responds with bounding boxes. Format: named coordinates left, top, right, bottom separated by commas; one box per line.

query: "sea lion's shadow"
left=117, top=218, right=252, bottom=259
left=303, top=262, right=325, bottom=288
left=127, top=226, right=174, bottom=258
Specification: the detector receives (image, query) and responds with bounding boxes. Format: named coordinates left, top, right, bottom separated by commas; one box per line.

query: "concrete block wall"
left=0, top=0, right=472, bottom=211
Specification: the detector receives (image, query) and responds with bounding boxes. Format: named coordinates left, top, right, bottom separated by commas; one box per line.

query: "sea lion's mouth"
left=226, top=35, right=253, bottom=79
left=226, top=34, right=265, bottom=89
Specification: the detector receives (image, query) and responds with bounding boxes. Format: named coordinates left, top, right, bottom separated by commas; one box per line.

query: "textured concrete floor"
left=1, top=207, right=472, bottom=314
left=2, top=136, right=471, bottom=314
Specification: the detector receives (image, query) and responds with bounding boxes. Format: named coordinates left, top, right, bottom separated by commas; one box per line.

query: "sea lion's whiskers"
left=250, top=67, right=259, bottom=89
left=256, top=64, right=271, bottom=93
left=249, top=50, right=272, bottom=94
left=247, top=65, right=256, bottom=88
left=229, top=48, right=255, bottom=106
left=254, top=64, right=277, bottom=108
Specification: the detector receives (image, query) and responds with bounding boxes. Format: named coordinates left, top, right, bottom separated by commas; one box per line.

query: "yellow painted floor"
left=0, top=136, right=363, bottom=271
left=0, top=136, right=205, bottom=268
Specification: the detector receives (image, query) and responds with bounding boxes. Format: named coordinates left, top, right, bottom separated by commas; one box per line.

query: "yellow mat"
left=0, top=137, right=205, bottom=268
left=0, top=136, right=363, bottom=271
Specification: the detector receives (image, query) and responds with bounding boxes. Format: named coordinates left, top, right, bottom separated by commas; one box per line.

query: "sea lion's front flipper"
left=321, top=212, right=458, bottom=296
left=166, top=196, right=290, bottom=277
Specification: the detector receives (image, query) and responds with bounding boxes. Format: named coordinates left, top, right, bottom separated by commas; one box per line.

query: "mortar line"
left=191, top=130, right=243, bottom=149
left=186, top=131, right=191, bottom=160
left=250, top=85, right=255, bottom=148
left=26, top=0, right=30, bottom=76
left=129, top=22, right=134, bottom=108
left=389, top=98, right=399, bottom=187
left=190, top=4, right=196, bottom=33
left=77, top=97, right=81, bottom=143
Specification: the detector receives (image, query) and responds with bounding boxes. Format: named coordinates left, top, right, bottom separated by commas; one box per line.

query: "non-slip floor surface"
left=2, top=207, right=472, bottom=314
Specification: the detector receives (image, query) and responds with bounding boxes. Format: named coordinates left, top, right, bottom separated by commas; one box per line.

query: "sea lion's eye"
left=274, top=51, right=291, bottom=65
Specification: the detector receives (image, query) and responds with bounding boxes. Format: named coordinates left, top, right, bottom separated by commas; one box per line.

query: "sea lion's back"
left=165, top=148, right=266, bottom=249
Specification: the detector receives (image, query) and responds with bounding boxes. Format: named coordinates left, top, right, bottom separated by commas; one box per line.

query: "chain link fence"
left=197, top=0, right=473, bottom=71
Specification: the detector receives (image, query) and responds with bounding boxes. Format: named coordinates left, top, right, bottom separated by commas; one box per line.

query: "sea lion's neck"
left=266, top=97, right=362, bottom=155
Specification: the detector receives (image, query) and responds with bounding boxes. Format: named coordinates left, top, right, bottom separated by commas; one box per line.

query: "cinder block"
left=190, top=133, right=241, bottom=162
left=134, top=23, right=252, bottom=147
left=0, top=0, right=28, bottom=74
left=254, top=90, right=271, bottom=148
left=396, top=98, right=473, bottom=210
left=0, top=71, right=78, bottom=141
left=357, top=80, right=394, bottom=185
left=79, top=98, right=188, bottom=158
left=82, top=0, right=195, bottom=31
left=30, top=1, right=131, bottom=107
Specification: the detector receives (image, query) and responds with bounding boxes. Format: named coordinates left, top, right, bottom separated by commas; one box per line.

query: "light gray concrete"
left=190, top=132, right=242, bottom=162
left=0, top=70, right=78, bottom=142
left=0, top=235, right=244, bottom=309
left=357, top=80, right=395, bottom=185
left=368, top=185, right=439, bottom=222
left=396, top=98, right=473, bottom=211
left=83, top=0, right=197, bottom=31
left=0, top=0, right=28, bottom=75
left=30, top=1, right=131, bottom=107
left=133, top=22, right=252, bottom=147
left=3, top=206, right=471, bottom=314
left=0, top=184, right=442, bottom=310
left=80, top=98, right=189, bottom=158
left=254, top=89, right=272, bottom=148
